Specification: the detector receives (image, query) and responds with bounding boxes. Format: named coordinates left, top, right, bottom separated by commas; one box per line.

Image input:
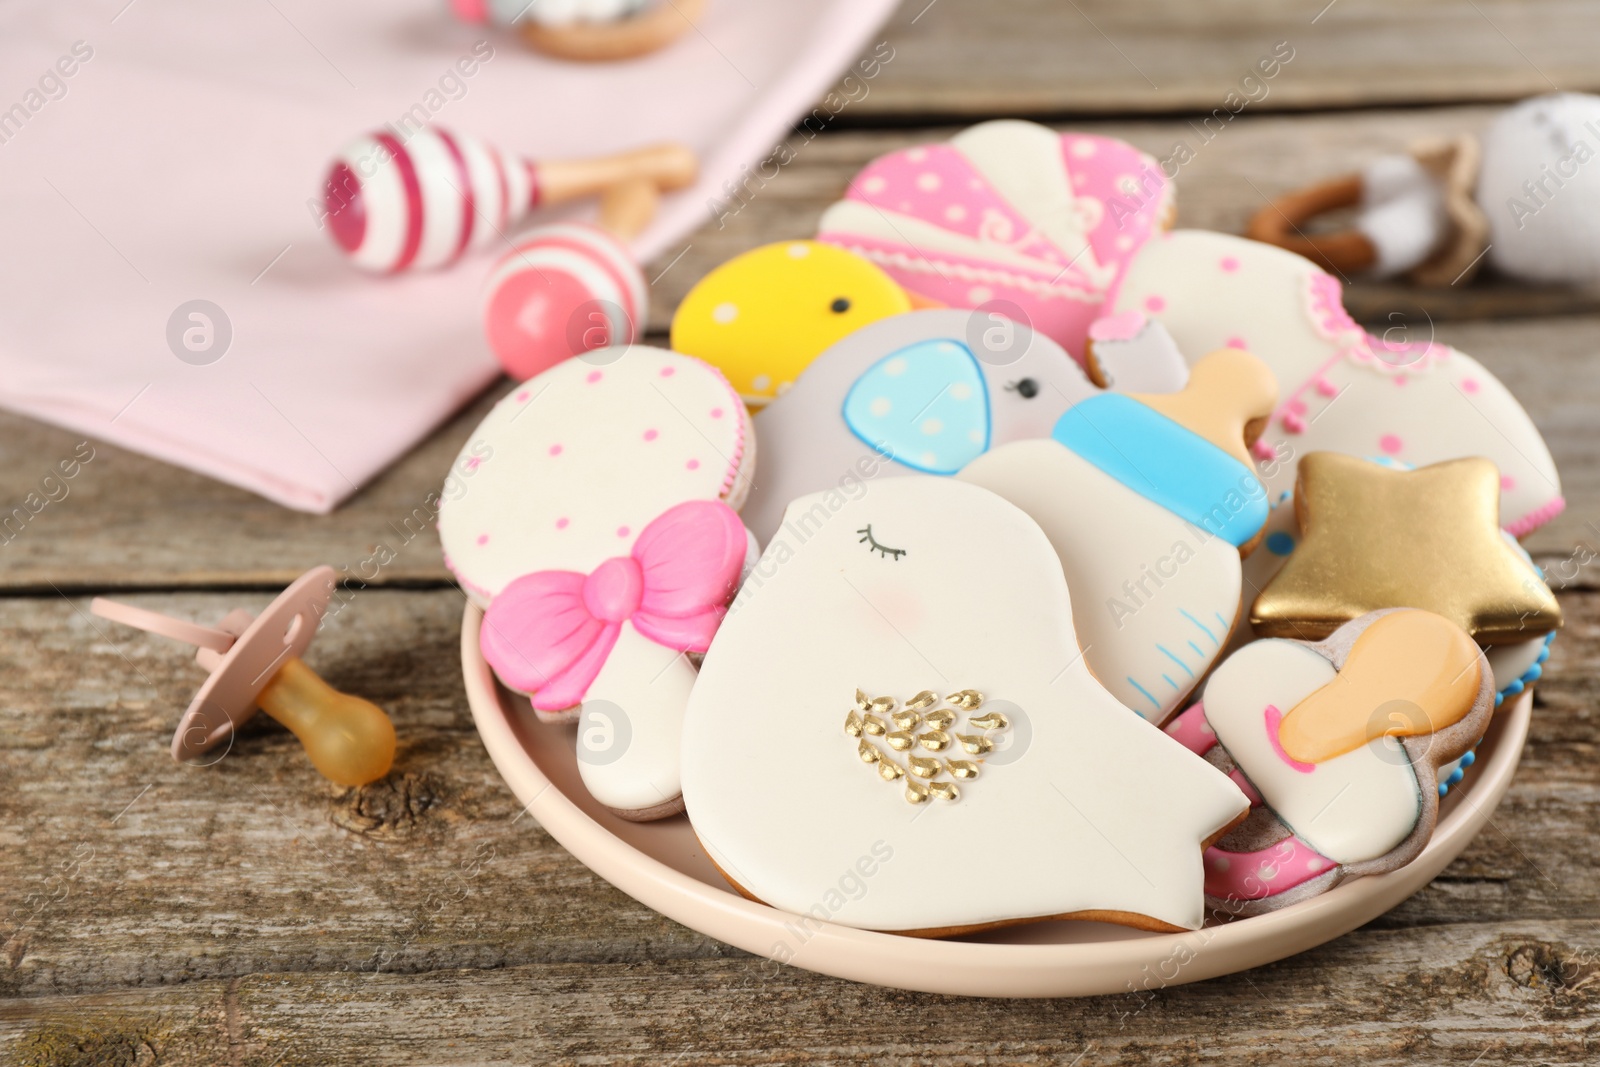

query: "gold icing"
left=917, top=730, right=951, bottom=752
left=892, top=708, right=921, bottom=731
left=854, top=689, right=871, bottom=713
left=957, top=733, right=993, bottom=755
left=861, top=714, right=887, bottom=736
left=1279, top=610, right=1484, bottom=763
left=869, top=696, right=897, bottom=714
left=947, top=689, right=983, bottom=709
left=923, top=708, right=955, bottom=729
left=928, top=780, right=959, bottom=802
left=907, top=690, right=937, bottom=710
left=946, top=759, right=980, bottom=779
left=886, top=730, right=915, bottom=751
left=969, top=711, right=1008, bottom=731
left=1251, top=454, right=1563, bottom=642
left=878, top=759, right=905, bottom=782
left=857, top=740, right=880, bottom=764
left=908, top=755, right=941, bottom=779
left=844, top=711, right=863, bottom=737
left=905, top=780, right=930, bottom=804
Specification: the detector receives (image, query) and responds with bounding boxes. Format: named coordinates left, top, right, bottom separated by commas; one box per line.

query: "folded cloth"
left=0, top=0, right=897, bottom=512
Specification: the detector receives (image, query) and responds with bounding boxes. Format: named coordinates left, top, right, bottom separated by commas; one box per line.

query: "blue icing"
left=841, top=339, right=989, bottom=475
left=1052, top=393, right=1268, bottom=547
left=1445, top=631, right=1553, bottom=793
left=1266, top=531, right=1295, bottom=556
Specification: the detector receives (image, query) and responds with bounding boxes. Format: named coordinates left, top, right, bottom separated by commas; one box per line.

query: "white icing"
left=1089, top=317, right=1190, bottom=394
left=681, top=478, right=1248, bottom=933
left=1202, top=639, right=1421, bottom=865
left=960, top=439, right=1241, bottom=724
left=1107, top=230, right=1563, bottom=534
left=438, top=347, right=748, bottom=605
left=575, top=623, right=695, bottom=812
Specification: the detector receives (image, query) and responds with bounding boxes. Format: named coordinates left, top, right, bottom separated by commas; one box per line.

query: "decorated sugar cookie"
left=739, top=309, right=1096, bottom=544
left=817, top=120, right=1173, bottom=359
left=1103, top=230, right=1564, bottom=535
left=670, top=240, right=913, bottom=406
left=682, top=477, right=1249, bottom=935
left=961, top=346, right=1277, bottom=724
left=1250, top=453, right=1562, bottom=643
left=1165, top=609, right=1493, bottom=915
left=439, top=347, right=753, bottom=819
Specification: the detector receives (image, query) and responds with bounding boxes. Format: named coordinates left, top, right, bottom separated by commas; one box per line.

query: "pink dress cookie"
left=1101, top=230, right=1563, bottom=536
left=817, top=120, right=1173, bottom=361
left=439, top=347, right=755, bottom=819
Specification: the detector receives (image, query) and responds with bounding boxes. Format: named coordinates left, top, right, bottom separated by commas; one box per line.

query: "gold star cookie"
left=1251, top=453, right=1562, bottom=643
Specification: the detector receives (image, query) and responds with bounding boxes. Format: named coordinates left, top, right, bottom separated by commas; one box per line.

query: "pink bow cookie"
left=481, top=500, right=748, bottom=712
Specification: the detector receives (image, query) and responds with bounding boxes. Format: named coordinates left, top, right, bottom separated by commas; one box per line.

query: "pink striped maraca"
left=483, top=223, right=647, bottom=379
left=320, top=128, right=695, bottom=273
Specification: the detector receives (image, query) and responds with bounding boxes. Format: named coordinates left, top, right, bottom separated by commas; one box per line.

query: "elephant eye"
left=1006, top=378, right=1040, bottom=398
left=830, top=297, right=852, bottom=314
left=857, top=524, right=906, bottom=560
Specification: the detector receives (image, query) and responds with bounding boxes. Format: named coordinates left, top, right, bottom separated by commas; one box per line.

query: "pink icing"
left=1088, top=309, right=1147, bottom=342
left=1378, top=434, right=1403, bottom=454
left=1164, top=702, right=1217, bottom=755
left=1263, top=705, right=1315, bottom=774
left=1505, top=495, right=1566, bottom=538
left=1204, top=835, right=1333, bottom=902
left=1227, top=768, right=1262, bottom=806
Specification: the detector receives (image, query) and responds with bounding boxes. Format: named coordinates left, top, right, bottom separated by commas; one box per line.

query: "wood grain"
left=851, top=0, right=1600, bottom=117
left=1, top=588, right=1598, bottom=1063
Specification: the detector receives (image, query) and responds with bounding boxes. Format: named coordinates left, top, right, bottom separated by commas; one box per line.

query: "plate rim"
left=462, top=602, right=1529, bottom=998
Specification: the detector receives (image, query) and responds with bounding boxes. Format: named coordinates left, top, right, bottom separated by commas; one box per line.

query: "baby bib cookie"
left=1250, top=453, right=1562, bottom=643
left=682, top=477, right=1248, bottom=935
left=740, top=308, right=1096, bottom=545
left=818, top=120, right=1173, bottom=360
left=669, top=240, right=912, bottom=406
left=1165, top=609, right=1493, bottom=915
left=960, top=347, right=1278, bottom=723
left=1103, top=229, right=1563, bottom=536
left=439, top=347, right=754, bottom=819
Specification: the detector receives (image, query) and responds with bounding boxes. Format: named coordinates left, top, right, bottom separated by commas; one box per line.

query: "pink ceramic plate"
left=462, top=604, right=1529, bottom=998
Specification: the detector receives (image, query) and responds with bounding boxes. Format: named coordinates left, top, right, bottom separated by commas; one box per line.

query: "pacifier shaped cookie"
left=1165, top=609, right=1493, bottom=916
left=670, top=240, right=913, bottom=406
left=961, top=345, right=1278, bottom=724
left=738, top=308, right=1097, bottom=545
left=1102, top=230, right=1564, bottom=536
left=682, top=477, right=1249, bottom=936
left=817, top=120, right=1173, bottom=361
left=439, top=347, right=754, bottom=820
left=1250, top=452, right=1562, bottom=643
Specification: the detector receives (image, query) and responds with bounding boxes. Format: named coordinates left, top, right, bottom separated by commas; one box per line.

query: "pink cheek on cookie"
left=549, top=444, right=563, bottom=456
left=1462, top=377, right=1480, bottom=393
left=586, top=371, right=603, bottom=384
left=1379, top=434, right=1403, bottom=455
left=556, top=518, right=569, bottom=530
left=1502, top=475, right=1517, bottom=490
left=1144, top=295, right=1166, bottom=313
left=1220, top=256, right=1240, bottom=273
left=643, top=429, right=658, bottom=442
left=686, top=459, right=700, bottom=471
left=477, top=534, right=489, bottom=546
left=1225, top=335, right=1247, bottom=350
left=659, top=366, right=676, bottom=378
left=516, top=390, right=530, bottom=403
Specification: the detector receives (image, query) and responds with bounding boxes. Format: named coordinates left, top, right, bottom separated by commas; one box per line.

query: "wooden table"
left=5, top=3, right=1599, bottom=1063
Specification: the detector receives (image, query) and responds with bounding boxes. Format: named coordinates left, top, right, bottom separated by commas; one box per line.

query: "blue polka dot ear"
left=841, top=339, right=990, bottom=474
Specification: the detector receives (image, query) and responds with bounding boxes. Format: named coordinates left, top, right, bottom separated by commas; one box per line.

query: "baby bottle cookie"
left=1165, top=609, right=1493, bottom=915
left=961, top=346, right=1278, bottom=724
left=682, top=477, right=1248, bottom=935
left=439, top=348, right=754, bottom=819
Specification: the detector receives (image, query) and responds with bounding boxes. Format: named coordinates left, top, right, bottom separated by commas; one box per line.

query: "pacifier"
left=91, top=566, right=396, bottom=787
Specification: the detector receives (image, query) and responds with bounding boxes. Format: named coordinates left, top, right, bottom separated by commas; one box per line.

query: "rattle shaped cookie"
left=1250, top=453, right=1562, bottom=643
left=1164, top=609, right=1494, bottom=916
left=682, top=478, right=1249, bottom=936
left=1103, top=230, right=1564, bottom=536
left=439, top=347, right=754, bottom=819
left=817, top=119, right=1173, bottom=360
left=670, top=240, right=913, bottom=406
left=961, top=346, right=1278, bottom=724
left=739, top=309, right=1096, bottom=545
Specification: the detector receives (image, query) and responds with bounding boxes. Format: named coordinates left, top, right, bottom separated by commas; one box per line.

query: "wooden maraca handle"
left=1246, top=174, right=1378, bottom=275
left=520, top=0, right=707, bottom=62
left=597, top=177, right=661, bottom=240
left=539, top=142, right=698, bottom=206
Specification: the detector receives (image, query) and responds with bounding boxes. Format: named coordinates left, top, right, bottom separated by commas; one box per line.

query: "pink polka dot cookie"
left=1101, top=230, right=1563, bottom=537
left=440, top=347, right=754, bottom=820
left=817, top=120, right=1173, bottom=362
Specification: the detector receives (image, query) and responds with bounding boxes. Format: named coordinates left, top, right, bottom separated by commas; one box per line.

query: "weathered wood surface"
left=1, top=587, right=1597, bottom=1064
left=4, top=104, right=1599, bottom=594
left=856, top=0, right=1600, bottom=117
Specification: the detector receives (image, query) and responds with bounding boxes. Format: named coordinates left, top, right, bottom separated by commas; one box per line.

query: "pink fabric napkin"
left=0, top=0, right=898, bottom=512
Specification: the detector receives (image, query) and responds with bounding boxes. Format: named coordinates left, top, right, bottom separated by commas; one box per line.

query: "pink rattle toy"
left=90, top=567, right=396, bottom=787
left=320, top=127, right=695, bottom=273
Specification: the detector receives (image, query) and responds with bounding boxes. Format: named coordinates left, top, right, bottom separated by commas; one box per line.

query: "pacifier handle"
left=89, top=598, right=236, bottom=653
left=1245, top=173, right=1378, bottom=276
